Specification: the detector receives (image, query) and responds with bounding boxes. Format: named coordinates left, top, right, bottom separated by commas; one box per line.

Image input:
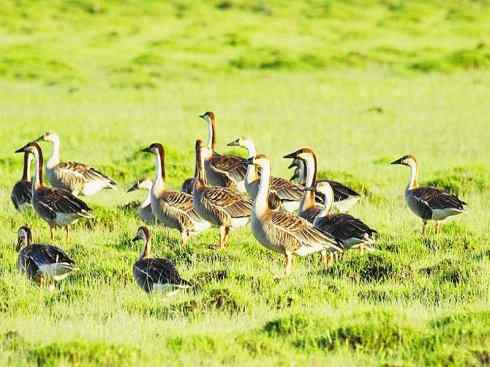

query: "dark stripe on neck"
left=211, top=118, right=216, bottom=152
left=22, top=152, right=29, bottom=180
left=158, top=145, right=165, bottom=181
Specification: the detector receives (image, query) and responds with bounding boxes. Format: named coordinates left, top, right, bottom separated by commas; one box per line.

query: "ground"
left=0, top=1, right=490, bottom=366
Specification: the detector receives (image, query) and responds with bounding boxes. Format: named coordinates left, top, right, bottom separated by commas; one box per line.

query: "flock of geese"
left=11, top=112, right=467, bottom=293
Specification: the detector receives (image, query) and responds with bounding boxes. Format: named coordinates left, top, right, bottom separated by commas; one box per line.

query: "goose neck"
left=255, top=161, right=270, bottom=216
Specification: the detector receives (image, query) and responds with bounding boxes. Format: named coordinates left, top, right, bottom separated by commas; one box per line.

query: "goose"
left=199, top=112, right=247, bottom=192
left=15, top=142, right=92, bottom=240
left=142, top=143, right=210, bottom=245
left=16, top=226, right=75, bottom=288
left=34, top=131, right=117, bottom=196
left=132, top=226, right=191, bottom=294
left=11, top=152, right=33, bottom=211
left=227, top=137, right=303, bottom=211
left=391, top=155, right=466, bottom=234
left=247, top=154, right=342, bottom=276
left=313, top=181, right=376, bottom=253
left=127, top=178, right=155, bottom=224
left=288, top=157, right=360, bottom=212
left=192, top=139, right=252, bottom=249
left=283, top=148, right=323, bottom=223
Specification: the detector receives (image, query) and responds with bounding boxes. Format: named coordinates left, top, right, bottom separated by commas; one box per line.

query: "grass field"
left=1, top=1, right=490, bottom=366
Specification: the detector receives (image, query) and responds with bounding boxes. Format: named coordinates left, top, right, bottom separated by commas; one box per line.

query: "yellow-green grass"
left=1, top=1, right=490, bottom=366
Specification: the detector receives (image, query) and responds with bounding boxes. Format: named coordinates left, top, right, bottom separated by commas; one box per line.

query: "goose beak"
left=227, top=139, right=239, bottom=147
left=141, top=146, right=152, bottom=153
left=127, top=182, right=139, bottom=193
left=199, top=113, right=206, bottom=119
left=283, top=151, right=298, bottom=159
left=390, top=157, right=404, bottom=165
left=15, top=238, right=22, bottom=251
left=131, top=235, right=139, bottom=242
left=15, top=143, right=29, bottom=154
left=34, top=135, right=45, bottom=143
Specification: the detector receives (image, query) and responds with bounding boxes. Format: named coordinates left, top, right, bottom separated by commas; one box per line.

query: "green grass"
left=1, top=1, right=490, bottom=366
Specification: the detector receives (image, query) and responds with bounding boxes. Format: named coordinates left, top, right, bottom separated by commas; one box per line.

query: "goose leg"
left=65, top=226, right=69, bottom=242
left=422, top=220, right=427, bottom=236
left=181, top=230, right=189, bottom=246
left=435, top=221, right=441, bottom=234
left=49, top=225, right=54, bottom=240
left=220, top=226, right=230, bottom=249
left=284, top=253, right=293, bottom=276
left=321, top=251, right=333, bottom=268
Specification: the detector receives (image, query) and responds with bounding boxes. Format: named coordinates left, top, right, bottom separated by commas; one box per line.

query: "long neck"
left=22, top=153, right=32, bottom=181
left=255, top=161, right=271, bottom=216
left=196, top=146, right=207, bottom=186
left=47, top=137, right=61, bottom=168
left=32, top=148, right=43, bottom=190
left=300, top=154, right=317, bottom=212
left=152, top=150, right=165, bottom=195
left=244, top=141, right=258, bottom=184
left=407, top=162, right=418, bottom=190
left=207, top=118, right=217, bottom=151
left=140, top=238, right=151, bottom=259
left=317, top=186, right=334, bottom=219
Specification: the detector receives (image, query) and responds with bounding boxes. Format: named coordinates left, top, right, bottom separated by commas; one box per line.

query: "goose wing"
left=203, top=187, right=252, bottom=218
left=411, top=187, right=466, bottom=211
left=27, top=244, right=75, bottom=267
left=11, top=180, right=32, bottom=210
left=56, top=161, right=116, bottom=187
left=208, top=153, right=247, bottom=184
left=159, top=191, right=202, bottom=222
left=316, top=214, right=376, bottom=241
left=134, top=258, right=188, bottom=287
left=323, top=180, right=360, bottom=201
left=181, top=178, right=195, bottom=195
left=36, top=187, right=91, bottom=219
left=270, top=176, right=303, bottom=201
left=268, top=211, right=342, bottom=253
left=300, top=206, right=322, bottom=224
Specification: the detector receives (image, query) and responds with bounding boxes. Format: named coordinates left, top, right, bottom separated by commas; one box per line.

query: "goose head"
left=16, top=226, right=32, bottom=251
left=15, top=141, right=42, bottom=157
left=199, top=111, right=215, bottom=124
left=127, top=178, right=152, bottom=193
left=132, top=226, right=150, bottom=243
left=391, top=154, right=417, bottom=168
left=283, top=147, right=316, bottom=162
left=34, top=131, right=59, bottom=144
left=227, top=137, right=256, bottom=157
left=314, top=181, right=334, bottom=207
left=141, top=143, right=164, bottom=156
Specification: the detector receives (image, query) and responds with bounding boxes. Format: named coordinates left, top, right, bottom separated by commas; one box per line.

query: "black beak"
left=283, top=151, right=298, bottom=159
left=132, top=236, right=139, bottom=242
left=15, top=143, right=30, bottom=154
left=390, top=157, right=404, bottom=165
left=245, top=157, right=255, bottom=166
left=227, top=139, right=239, bottom=147
left=127, top=182, right=139, bottom=193
left=199, top=113, right=206, bottom=119
left=34, top=135, right=44, bottom=143
left=141, top=146, right=152, bottom=153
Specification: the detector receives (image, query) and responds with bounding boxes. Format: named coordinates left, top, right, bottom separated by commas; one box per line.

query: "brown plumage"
left=391, top=155, right=466, bottom=235
left=132, top=226, right=191, bottom=294
left=199, top=112, right=247, bottom=192
left=249, top=154, right=342, bottom=276
left=192, top=139, right=252, bottom=249
left=15, top=142, right=92, bottom=240
left=142, top=143, right=210, bottom=245
left=35, top=132, right=117, bottom=196
left=11, top=152, right=33, bottom=211
left=227, top=137, right=303, bottom=211
left=16, top=226, right=75, bottom=287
